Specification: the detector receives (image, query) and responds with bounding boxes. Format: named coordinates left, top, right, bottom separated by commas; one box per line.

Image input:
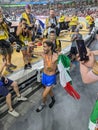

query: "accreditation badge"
left=0, top=31, right=4, bottom=35
left=10, top=28, right=15, bottom=33
left=24, top=40, right=28, bottom=45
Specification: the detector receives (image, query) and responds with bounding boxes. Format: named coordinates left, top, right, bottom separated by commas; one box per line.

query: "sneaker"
left=6, top=67, right=13, bottom=73
left=28, top=63, right=32, bottom=68
left=36, top=103, right=45, bottom=112
left=16, top=96, right=28, bottom=101
left=49, top=100, right=55, bottom=108
left=9, top=64, right=17, bottom=69
left=8, top=109, right=19, bottom=117
left=24, top=64, right=31, bottom=70
left=24, top=64, right=28, bottom=70
left=32, top=55, right=37, bottom=58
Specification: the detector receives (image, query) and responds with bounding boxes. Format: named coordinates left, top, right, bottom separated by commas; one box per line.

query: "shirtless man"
left=31, top=40, right=58, bottom=112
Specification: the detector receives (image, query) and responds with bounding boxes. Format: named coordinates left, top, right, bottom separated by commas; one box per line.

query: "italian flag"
left=57, top=54, right=80, bottom=100
left=88, top=99, right=98, bottom=130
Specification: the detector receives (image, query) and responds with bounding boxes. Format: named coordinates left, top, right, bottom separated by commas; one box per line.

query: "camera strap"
left=26, top=13, right=35, bottom=25
left=26, top=13, right=31, bottom=24
left=49, top=17, right=57, bottom=25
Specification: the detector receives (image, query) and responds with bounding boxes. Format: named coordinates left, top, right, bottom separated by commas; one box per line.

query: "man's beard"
left=44, top=50, right=49, bottom=54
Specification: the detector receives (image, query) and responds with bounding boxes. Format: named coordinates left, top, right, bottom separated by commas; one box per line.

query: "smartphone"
left=76, top=40, right=89, bottom=61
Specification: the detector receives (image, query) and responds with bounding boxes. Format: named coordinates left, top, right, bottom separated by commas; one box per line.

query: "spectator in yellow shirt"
left=59, top=12, right=65, bottom=31
left=69, top=12, right=79, bottom=32
left=85, top=13, right=95, bottom=32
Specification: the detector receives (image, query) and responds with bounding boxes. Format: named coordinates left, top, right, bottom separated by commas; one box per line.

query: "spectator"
left=69, top=12, right=79, bottom=32
left=44, top=8, right=60, bottom=37
left=59, top=11, right=66, bottom=31
left=0, top=61, right=27, bottom=117
left=16, top=18, right=34, bottom=70
left=70, top=28, right=83, bottom=65
left=21, top=4, right=36, bottom=42
left=0, top=7, right=17, bottom=73
left=48, top=30, right=61, bottom=52
left=79, top=49, right=98, bottom=84
left=85, top=12, right=95, bottom=33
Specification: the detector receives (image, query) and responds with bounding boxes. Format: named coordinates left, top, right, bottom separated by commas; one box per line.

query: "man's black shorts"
left=0, top=78, right=13, bottom=97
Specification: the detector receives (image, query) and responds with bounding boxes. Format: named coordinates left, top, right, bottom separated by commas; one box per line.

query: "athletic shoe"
left=6, top=67, right=13, bottom=73
left=32, top=55, right=37, bottom=58
left=28, top=63, right=32, bottom=68
left=24, top=64, right=31, bottom=70
left=49, top=99, right=55, bottom=108
left=36, top=103, right=46, bottom=112
left=16, top=96, right=27, bottom=101
left=8, top=110, right=19, bottom=117
left=9, top=64, right=17, bottom=69
left=24, top=64, right=28, bottom=70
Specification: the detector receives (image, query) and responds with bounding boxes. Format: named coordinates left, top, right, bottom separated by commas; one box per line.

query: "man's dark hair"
left=20, top=18, right=27, bottom=23
left=50, top=8, right=54, bottom=11
left=43, top=40, right=54, bottom=51
left=50, top=30, right=56, bottom=34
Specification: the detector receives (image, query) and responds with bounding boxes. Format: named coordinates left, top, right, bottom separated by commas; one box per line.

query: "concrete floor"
left=0, top=40, right=98, bottom=130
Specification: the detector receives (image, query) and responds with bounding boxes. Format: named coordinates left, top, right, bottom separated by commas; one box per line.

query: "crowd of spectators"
left=2, top=5, right=98, bottom=20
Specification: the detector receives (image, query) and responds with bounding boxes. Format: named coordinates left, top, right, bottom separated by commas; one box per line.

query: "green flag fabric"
left=88, top=99, right=98, bottom=130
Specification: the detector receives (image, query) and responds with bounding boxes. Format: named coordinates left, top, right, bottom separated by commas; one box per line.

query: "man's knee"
left=6, top=93, right=11, bottom=99
left=42, top=87, right=51, bottom=98
left=42, top=92, right=47, bottom=99
left=11, top=81, right=18, bottom=87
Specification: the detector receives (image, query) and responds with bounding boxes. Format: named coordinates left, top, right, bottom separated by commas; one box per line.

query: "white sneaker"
left=16, top=96, right=28, bottom=101
left=8, top=110, right=19, bottom=117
